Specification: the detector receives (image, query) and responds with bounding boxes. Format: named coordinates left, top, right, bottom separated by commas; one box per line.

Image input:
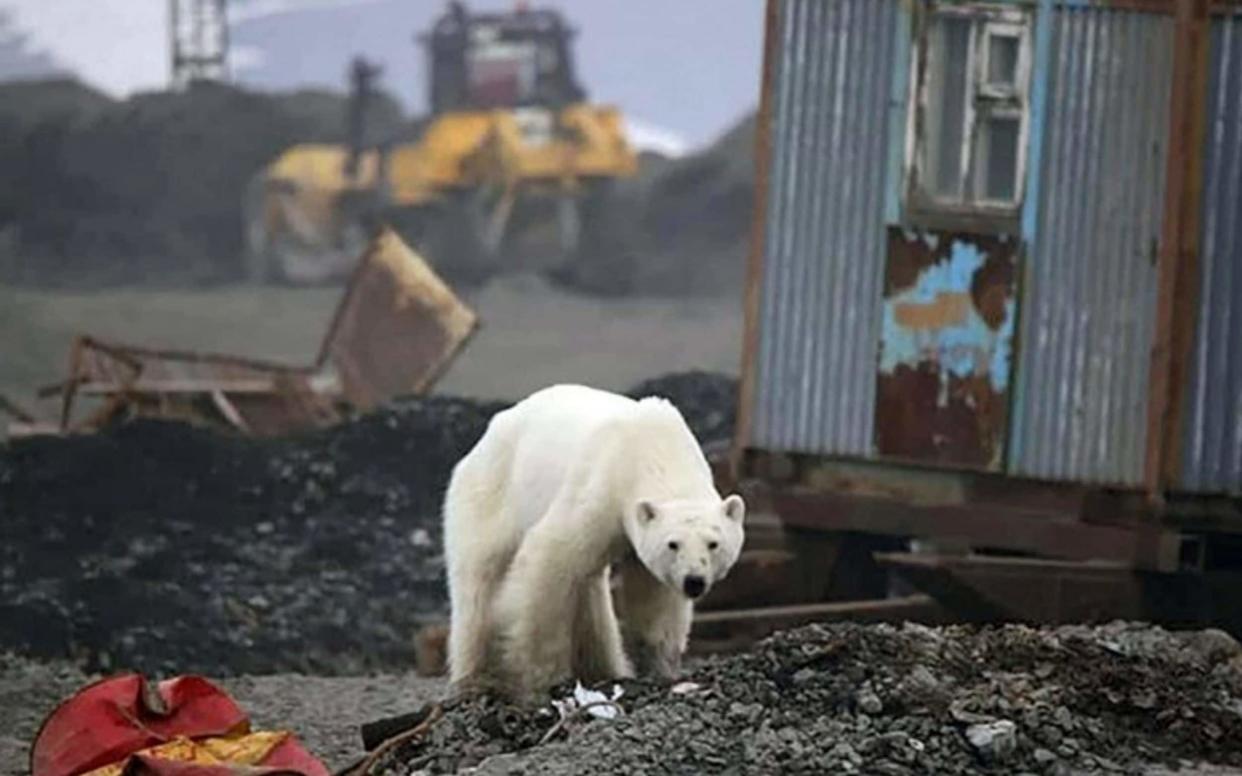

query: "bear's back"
left=483, top=385, right=640, bottom=529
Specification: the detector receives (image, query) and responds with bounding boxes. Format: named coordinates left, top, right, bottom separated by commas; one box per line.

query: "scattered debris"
left=47, top=337, right=338, bottom=437
left=557, top=683, right=625, bottom=722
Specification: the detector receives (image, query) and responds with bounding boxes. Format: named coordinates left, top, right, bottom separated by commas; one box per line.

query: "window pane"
left=926, top=16, right=971, bottom=199
left=987, top=34, right=1019, bottom=87
left=976, top=114, right=1021, bottom=203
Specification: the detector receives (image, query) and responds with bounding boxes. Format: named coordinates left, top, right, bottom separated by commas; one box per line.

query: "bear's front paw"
left=446, top=676, right=498, bottom=705
left=628, top=639, right=681, bottom=681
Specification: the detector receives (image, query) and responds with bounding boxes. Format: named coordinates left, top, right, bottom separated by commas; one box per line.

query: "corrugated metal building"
left=738, top=0, right=1241, bottom=504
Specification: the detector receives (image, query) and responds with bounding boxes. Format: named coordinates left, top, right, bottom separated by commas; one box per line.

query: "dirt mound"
left=0, top=79, right=407, bottom=287
left=0, top=373, right=735, bottom=677
left=371, top=622, right=1242, bottom=775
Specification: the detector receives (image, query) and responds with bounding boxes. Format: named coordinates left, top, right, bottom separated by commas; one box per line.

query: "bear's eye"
left=668, top=541, right=680, bottom=552
left=708, top=541, right=719, bottom=551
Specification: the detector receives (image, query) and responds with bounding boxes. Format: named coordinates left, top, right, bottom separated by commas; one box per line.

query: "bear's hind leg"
left=572, top=569, right=634, bottom=683
left=444, top=458, right=521, bottom=692
left=446, top=552, right=507, bottom=692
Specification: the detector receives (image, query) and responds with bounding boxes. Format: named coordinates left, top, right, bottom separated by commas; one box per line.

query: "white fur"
left=441, top=384, right=746, bottom=700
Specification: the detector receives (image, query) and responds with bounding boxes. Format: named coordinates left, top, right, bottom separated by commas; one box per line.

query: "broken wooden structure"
left=15, top=227, right=477, bottom=438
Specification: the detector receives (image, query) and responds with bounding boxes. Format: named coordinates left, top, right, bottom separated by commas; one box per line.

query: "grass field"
left=1, top=275, right=743, bottom=421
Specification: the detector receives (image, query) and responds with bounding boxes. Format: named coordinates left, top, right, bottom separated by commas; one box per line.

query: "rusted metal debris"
left=318, top=227, right=478, bottom=410
left=13, top=226, right=477, bottom=438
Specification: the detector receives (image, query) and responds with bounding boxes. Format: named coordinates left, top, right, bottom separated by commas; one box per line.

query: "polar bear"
left=442, top=384, right=745, bottom=700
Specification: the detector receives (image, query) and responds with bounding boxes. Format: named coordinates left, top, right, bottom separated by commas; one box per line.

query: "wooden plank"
left=772, top=489, right=1184, bottom=571
left=0, top=393, right=35, bottom=423
left=78, top=379, right=280, bottom=395
left=210, top=390, right=251, bottom=433
left=875, top=552, right=1147, bottom=625
left=730, top=0, right=780, bottom=481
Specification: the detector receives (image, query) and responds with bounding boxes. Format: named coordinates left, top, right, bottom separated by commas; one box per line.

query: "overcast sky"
left=0, top=0, right=762, bottom=150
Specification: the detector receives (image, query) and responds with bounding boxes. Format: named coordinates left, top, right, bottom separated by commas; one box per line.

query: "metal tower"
left=169, top=0, right=229, bottom=88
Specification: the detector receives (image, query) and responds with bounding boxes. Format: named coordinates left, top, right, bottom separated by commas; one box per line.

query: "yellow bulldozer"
left=245, top=1, right=638, bottom=284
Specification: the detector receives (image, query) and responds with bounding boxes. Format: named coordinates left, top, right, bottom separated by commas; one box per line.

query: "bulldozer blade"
left=244, top=175, right=372, bottom=284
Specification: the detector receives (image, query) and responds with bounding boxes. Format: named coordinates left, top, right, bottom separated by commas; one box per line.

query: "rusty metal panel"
left=1180, top=13, right=1242, bottom=495
left=319, top=227, right=478, bottom=410
left=876, top=229, right=1019, bottom=470
left=1009, top=7, right=1174, bottom=485
left=751, top=0, right=897, bottom=457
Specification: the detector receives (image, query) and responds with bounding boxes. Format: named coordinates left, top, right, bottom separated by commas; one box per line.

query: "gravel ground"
left=217, top=673, right=446, bottom=770
left=0, top=653, right=447, bottom=775
left=6, top=621, right=1242, bottom=775
left=370, top=622, right=1242, bottom=776
left=0, top=654, right=90, bottom=776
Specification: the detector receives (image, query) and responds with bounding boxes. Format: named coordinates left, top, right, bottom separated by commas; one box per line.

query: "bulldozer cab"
left=425, top=2, right=585, bottom=115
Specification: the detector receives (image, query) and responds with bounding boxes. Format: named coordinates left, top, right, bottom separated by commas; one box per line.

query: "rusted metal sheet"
left=1008, top=7, right=1175, bottom=485
left=1180, top=12, right=1242, bottom=495
left=731, top=0, right=781, bottom=479
left=748, top=0, right=897, bottom=458
left=1146, top=0, right=1212, bottom=499
left=318, top=226, right=478, bottom=409
left=56, top=337, right=338, bottom=436
left=876, top=228, right=1019, bottom=469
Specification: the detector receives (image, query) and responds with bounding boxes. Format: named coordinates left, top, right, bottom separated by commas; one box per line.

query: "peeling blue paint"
left=879, top=238, right=1016, bottom=395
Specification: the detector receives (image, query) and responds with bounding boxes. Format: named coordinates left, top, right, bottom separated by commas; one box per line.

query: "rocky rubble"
left=373, top=622, right=1242, bottom=775
left=0, top=372, right=735, bottom=677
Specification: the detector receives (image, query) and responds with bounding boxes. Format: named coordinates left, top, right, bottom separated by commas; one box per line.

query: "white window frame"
left=903, top=3, right=1033, bottom=222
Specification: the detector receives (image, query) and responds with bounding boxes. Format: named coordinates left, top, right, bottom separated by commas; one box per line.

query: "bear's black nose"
left=683, top=575, right=706, bottom=599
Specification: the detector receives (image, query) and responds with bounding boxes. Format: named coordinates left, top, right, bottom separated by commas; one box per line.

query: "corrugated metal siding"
left=1009, top=8, right=1174, bottom=485
left=751, top=0, right=896, bottom=456
left=1180, top=14, right=1242, bottom=495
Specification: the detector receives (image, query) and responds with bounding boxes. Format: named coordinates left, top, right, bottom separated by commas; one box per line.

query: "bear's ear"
left=722, top=494, right=746, bottom=525
left=636, top=500, right=659, bottom=524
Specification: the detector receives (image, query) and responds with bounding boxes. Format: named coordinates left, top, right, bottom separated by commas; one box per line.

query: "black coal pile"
left=556, top=113, right=756, bottom=298
left=0, top=78, right=407, bottom=287
left=372, top=622, right=1242, bottom=775
left=0, top=373, right=736, bottom=677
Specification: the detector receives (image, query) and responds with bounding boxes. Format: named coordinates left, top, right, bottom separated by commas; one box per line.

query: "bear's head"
left=625, top=494, right=746, bottom=600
